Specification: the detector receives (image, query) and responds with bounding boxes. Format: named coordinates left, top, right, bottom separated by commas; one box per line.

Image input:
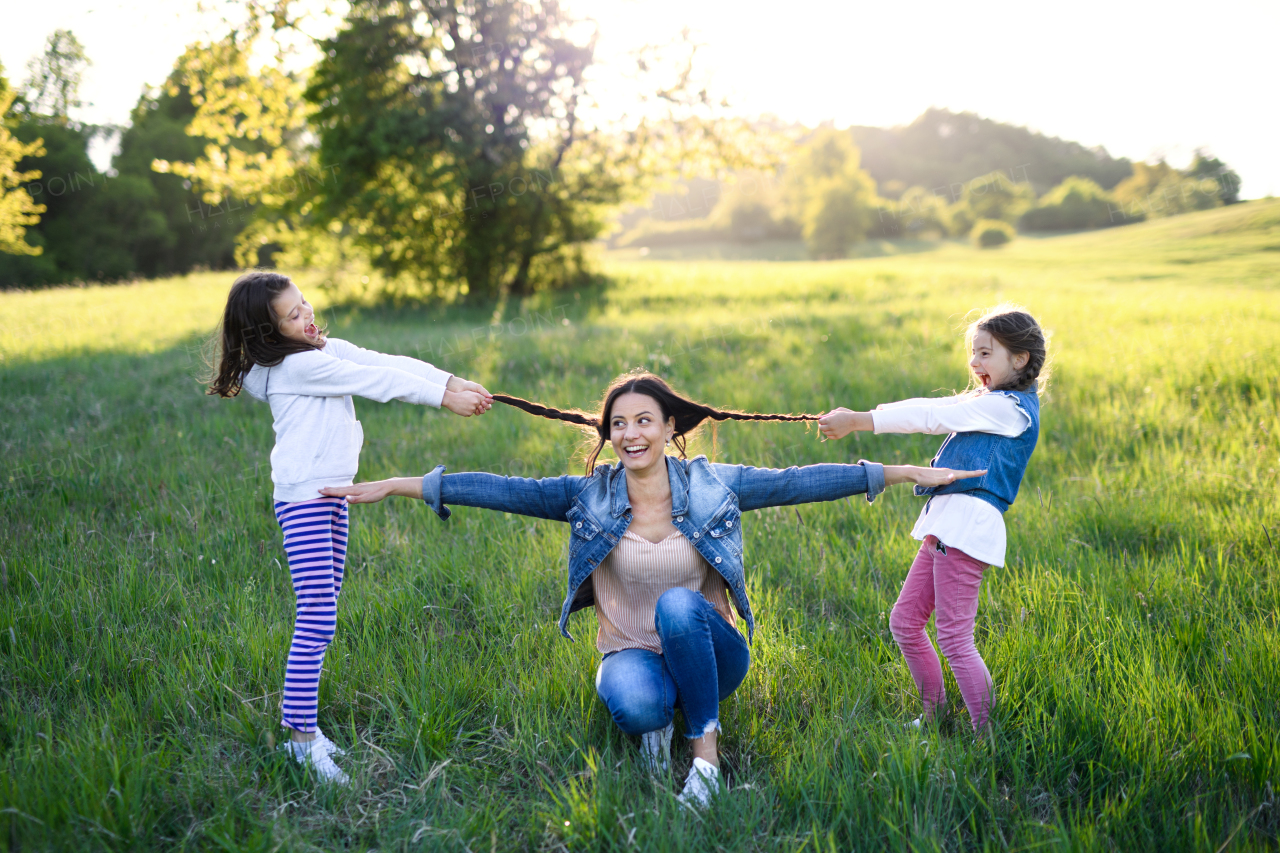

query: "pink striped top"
left=593, top=529, right=736, bottom=654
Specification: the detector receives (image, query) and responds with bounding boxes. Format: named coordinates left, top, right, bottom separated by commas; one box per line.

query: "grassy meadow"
left=2, top=199, right=1279, bottom=851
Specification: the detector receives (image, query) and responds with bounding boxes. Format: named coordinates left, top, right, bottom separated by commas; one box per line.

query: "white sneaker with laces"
left=640, top=724, right=673, bottom=775
left=313, top=727, right=346, bottom=758
left=677, top=757, right=721, bottom=809
left=282, top=738, right=350, bottom=785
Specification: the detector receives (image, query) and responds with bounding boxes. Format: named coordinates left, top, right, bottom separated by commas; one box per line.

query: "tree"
left=1020, top=176, right=1118, bottom=231
left=0, top=64, right=46, bottom=256
left=156, top=1, right=756, bottom=300
left=1184, top=149, right=1241, bottom=205
left=1111, top=160, right=1221, bottom=221
left=1, top=33, right=176, bottom=286
left=114, top=71, right=243, bottom=275
left=947, top=170, right=1035, bottom=236
left=785, top=128, right=878, bottom=258
left=303, top=0, right=600, bottom=298
left=875, top=185, right=950, bottom=238
left=18, top=30, right=90, bottom=124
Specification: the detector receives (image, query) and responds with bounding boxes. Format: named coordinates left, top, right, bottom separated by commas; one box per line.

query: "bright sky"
left=4, top=0, right=1278, bottom=197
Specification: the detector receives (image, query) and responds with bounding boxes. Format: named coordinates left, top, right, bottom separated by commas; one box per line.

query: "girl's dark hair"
left=965, top=304, right=1050, bottom=394
left=494, top=372, right=817, bottom=475
left=207, top=271, right=326, bottom=398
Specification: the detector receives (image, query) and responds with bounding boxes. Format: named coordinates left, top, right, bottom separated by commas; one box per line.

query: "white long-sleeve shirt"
left=871, top=393, right=1032, bottom=566
left=242, top=338, right=452, bottom=502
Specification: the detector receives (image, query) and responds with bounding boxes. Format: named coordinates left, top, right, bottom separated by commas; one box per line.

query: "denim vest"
left=420, top=455, right=886, bottom=642
left=914, top=389, right=1040, bottom=513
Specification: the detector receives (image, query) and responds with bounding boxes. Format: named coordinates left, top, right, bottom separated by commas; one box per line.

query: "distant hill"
left=850, top=108, right=1133, bottom=199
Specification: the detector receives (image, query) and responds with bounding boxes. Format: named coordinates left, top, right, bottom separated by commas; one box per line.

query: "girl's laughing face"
left=271, top=282, right=320, bottom=344
left=970, top=329, right=1028, bottom=390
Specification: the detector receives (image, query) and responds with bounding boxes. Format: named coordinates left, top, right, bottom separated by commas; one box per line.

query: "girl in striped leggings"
left=208, top=271, right=492, bottom=783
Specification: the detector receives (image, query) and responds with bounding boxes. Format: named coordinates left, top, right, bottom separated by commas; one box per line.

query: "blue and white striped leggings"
left=275, top=496, right=348, bottom=733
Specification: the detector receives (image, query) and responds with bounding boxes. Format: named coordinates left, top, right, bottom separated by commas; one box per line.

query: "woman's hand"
left=320, top=477, right=423, bottom=504
left=442, top=388, right=491, bottom=416
left=817, top=408, right=873, bottom=440
left=883, top=466, right=987, bottom=487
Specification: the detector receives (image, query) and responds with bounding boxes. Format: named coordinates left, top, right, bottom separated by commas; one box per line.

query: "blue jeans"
left=594, top=587, right=751, bottom=738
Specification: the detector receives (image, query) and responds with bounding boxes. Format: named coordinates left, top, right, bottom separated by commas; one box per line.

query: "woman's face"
left=609, top=392, right=675, bottom=474
left=271, top=282, right=320, bottom=344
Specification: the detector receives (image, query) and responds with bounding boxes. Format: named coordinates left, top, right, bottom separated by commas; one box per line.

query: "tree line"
left=614, top=112, right=1243, bottom=257
left=0, top=5, right=1247, bottom=292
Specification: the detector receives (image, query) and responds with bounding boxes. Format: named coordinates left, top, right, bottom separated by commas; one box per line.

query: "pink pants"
left=889, top=535, right=993, bottom=732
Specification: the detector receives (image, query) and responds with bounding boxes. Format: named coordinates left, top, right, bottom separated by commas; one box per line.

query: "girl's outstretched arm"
left=818, top=394, right=1027, bottom=440
left=326, top=338, right=493, bottom=409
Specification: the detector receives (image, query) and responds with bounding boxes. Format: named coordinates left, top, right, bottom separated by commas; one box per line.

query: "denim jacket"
left=914, top=388, right=1040, bottom=512
left=420, top=455, right=886, bottom=642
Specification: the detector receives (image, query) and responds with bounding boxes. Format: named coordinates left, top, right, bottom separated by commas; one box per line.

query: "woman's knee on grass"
left=595, top=653, right=674, bottom=736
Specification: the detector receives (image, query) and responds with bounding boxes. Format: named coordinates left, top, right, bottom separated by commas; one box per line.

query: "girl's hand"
left=817, top=408, right=872, bottom=440
left=883, top=466, right=987, bottom=487
left=447, top=375, right=494, bottom=403
left=320, top=477, right=422, bottom=504
left=442, top=389, right=490, bottom=416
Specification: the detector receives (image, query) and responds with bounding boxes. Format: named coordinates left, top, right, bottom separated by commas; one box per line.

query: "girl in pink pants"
left=818, top=305, right=1049, bottom=733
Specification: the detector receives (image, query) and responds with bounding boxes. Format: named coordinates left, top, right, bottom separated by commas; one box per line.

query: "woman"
left=322, top=374, right=983, bottom=808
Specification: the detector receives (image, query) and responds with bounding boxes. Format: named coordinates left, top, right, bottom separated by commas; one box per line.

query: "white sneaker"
left=640, top=724, right=673, bottom=775
left=677, top=757, right=721, bottom=809
left=314, top=727, right=347, bottom=758
left=281, top=738, right=350, bottom=785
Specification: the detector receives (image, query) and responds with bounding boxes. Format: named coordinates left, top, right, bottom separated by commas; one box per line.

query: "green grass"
left=2, top=200, right=1279, bottom=851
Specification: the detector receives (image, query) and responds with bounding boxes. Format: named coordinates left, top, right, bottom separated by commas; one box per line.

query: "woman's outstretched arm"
left=321, top=466, right=587, bottom=521
left=713, top=460, right=986, bottom=513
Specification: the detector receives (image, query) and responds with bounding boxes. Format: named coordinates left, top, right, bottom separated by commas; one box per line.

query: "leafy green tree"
left=303, top=0, right=601, bottom=298
left=1184, top=149, right=1241, bottom=204
left=114, top=74, right=241, bottom=275
left=785, top=128, right=878, bottom=258
left=706, top=173, right=796, bottom=242
left=0, top=31, right=175, bottom=286
left=947, top=170, right=1035, bottom=235
left=875, top=185, right=950, bottom=238
left=17, top=30, right=89, bottom=123
left=0, top=63, right=46, bottom=256
left=1111, top=160, right=1221, bottom=222
left=1020, top=176, right=1118, bottom=231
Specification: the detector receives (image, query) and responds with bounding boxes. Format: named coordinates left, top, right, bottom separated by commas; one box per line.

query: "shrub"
left=972, top=219, right=1014, bottom=248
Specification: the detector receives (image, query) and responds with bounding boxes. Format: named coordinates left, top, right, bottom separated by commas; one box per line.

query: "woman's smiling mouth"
left=623, top=444, right=648, bottom=458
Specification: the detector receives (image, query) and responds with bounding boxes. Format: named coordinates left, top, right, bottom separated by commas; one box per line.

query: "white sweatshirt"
left=242, top=338, right=452, bottom=502
left=871, top=393, right=1031, bottom=567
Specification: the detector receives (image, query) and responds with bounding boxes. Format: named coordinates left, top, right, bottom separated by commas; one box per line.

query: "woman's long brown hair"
left=493, top=372, right=818, bottom=474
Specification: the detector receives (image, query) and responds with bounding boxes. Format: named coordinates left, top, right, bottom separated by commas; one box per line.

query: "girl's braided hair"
left=493, top=372, right=818, bottom=474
